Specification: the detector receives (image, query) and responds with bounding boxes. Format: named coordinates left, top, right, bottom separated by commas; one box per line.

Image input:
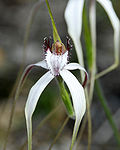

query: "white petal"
left=35, top=60, right=48, bottom=69
left=64, top=0, right=85, bottom=66
left=20, top=60, right=48, bottom=85
left=25, top=71, right=54, bottom=149
left=65, top=63, right=88, bottom=87
left=25, top=70, right=54, bottom=118
left=15, top=60, right=48, bottom=101
left=97, top=0, right=120, bottom=63
left=64, top=63, right=87, bottom=74
left=60, top=69, right=86, bottom=148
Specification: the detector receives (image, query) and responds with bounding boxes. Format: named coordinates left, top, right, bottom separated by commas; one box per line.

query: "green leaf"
left=83, top=5, right=93, bottom=70
left=95, top=80, right=120, bottom=148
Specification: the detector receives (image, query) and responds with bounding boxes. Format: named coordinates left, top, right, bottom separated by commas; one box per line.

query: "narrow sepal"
left=20, top=60, right=48, bottom=86
left=25, top=71, right=54, bottom=150
left=64, top=63, right=88, bottom=87
left=60, top=69, right=86, bottom=149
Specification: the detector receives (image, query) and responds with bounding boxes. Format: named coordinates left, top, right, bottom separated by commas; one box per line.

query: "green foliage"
left=95, top=80, right=120, bottom=148
left=83, top=5, right=93, bottom=70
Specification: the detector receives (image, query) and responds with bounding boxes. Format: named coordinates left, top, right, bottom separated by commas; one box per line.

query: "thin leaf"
left=95, top=80, right=120, bottom=148
left=83, top=5, right=93, bottom=70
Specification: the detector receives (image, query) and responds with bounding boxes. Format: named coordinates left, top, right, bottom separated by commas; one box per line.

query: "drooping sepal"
left=25, top=71, right=54, bottom=150
left=60, top=69, right=86, bottom=150
left=15, top=60, right=48, bottom=102
left=64, top=63, right=88, bottom=88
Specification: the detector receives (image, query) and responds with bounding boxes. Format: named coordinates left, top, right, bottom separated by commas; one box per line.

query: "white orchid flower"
left=20, top=37, right=88, bottom=150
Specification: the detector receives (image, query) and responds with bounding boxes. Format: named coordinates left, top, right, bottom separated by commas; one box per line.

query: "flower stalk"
left=57, top=76, right=74, bottom=117
left=89, top=0, right=96, bottom=103
left=45, top=0, right=61, bottom=43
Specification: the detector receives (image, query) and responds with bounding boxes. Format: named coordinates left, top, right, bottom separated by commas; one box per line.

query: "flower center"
left=51, top=41, right=66, bottom=55
left=45, top=40, right=69, bottom=76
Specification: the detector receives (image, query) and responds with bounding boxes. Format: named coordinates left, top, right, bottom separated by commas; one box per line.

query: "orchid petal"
left=64, top=0, right=85, bottom=66
left=97, top=0, right=120, bottom=65
left=34, top=60, right=48, bottom=69
left=20, top=60, right=48, bottom=86
left=60, top=69, right=86, bottom=149
left=64, top=63, right=88, bottom=87
left=25, top=71, right=54, bottom=150
left=15, top=60, right=48, bottom=104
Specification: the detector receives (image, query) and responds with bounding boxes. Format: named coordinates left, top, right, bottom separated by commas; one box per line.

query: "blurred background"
left=0, top=0, right=120, bottom=150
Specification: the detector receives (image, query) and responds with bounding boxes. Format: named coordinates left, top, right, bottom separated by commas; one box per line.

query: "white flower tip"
left=64, top=0, right=85, bottom=39
left=60, top=69, right=86, bottom=149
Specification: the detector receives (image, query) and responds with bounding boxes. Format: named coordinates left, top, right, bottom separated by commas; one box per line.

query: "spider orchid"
left=20, top=37, right=88, bottom=150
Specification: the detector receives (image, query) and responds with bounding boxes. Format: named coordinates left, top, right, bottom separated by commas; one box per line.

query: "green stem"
left=85, top=89, right=92, bottom=150
left=28, top=118, right=32, bottom=150
left=45, top=0, right=61, bottom=43
left=57, top=77, right=74, bottom=117
left=95, top=80, right=120, bottom=148
left=89, top=0, right=96, bottom=103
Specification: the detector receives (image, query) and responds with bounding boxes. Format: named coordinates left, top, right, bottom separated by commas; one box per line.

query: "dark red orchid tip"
left=82, top=73, right=88, bottom=88
left=66, top=36, right=72, bottom=51
left=43, top=37, right=52, bottom=52
left=21, top=65, right=34, bottom=85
